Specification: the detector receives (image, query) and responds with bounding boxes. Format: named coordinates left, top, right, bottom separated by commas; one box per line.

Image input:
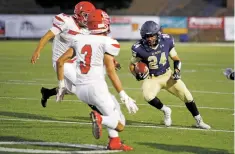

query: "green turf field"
left=0, top=41, right=234, bottom=154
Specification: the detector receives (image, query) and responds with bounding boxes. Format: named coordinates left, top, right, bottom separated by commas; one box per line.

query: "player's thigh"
left=142, top=77, right=163, bottom=102
left=165, top=78, right=193, bottom=102
left=90, top=82, right=116, bottom=115
left=64, top=63, right=76, bottom=84
left=75, top=84, right=91, bottom=105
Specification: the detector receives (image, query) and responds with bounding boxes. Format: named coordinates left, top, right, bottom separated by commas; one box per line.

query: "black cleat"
left=41, top=87, right=49, bottom=108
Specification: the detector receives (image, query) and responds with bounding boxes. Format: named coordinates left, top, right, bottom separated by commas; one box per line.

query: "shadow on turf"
left=70, top=116, right=157, bottom=125
left=0, top=136, right=102, bottom=151
left=137, top=142, right=230, bottom=154
left=0, top=111, right=56, bottom=120
left=0, top=136, right=44, bottom=142
left=70, top=116, right=193, bottom=128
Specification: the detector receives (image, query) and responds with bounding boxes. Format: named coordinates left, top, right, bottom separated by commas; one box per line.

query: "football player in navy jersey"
left=129, top=21, right=211, bottom=129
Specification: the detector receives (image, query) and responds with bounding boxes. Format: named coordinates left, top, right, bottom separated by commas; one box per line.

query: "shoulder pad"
left=104, top=37, right=120, bottom=56
left=131, top=40, right=143, bottom=57
left=131, top=40, right=142, bottom=51
left=161, top=33, right=174, bottom=43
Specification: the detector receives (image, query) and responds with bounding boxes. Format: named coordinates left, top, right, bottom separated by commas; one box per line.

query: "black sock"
left=148, top=97, right=163, bottom=110
left=229, top=72, right=234, bottom=80
left=88, top=105, right=103, bottom=115
left=185, top=100, right=199, bottom=117
left=47, top=87, right=57, bottom=98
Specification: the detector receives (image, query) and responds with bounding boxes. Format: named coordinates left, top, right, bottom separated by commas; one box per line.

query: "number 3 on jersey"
left=80, top=45, right=92, bottom=74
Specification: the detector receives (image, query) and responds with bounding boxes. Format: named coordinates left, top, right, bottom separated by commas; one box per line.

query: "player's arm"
left=31, top=30, right=55, bottom=64
left=31, top=14, right=67, bottom=64
left=56, top=48, right=75, bottom=81
left=169, top=47, right=182, bottom=80
left=104, top=53, right=138, bottom=113
left=104, top=39, right=138, bottom=113
left=104, top=53, right=123, bottom=93
left=169, top=47, right=181, bottom=71
left=129, top=56, right=142, bottom=77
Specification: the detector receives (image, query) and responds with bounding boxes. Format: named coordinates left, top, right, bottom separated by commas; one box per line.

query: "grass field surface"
left=0, top=41, right=234, bottom=154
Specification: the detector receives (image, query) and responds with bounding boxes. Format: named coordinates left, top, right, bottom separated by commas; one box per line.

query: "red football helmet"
left=74, top=1, right=96, bottom=26
left=87, top=9, right=111, bottom=34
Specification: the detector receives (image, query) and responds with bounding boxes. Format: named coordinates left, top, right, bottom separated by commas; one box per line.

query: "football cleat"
left=107, top=137, right=133, bottom=151
left=41, top=87, right=49, bottom=108
left=195, top=118, right=211, bottom=129
left=90, top=111, right=102, bottom=139
left=163, top=107, right=172, bottom=127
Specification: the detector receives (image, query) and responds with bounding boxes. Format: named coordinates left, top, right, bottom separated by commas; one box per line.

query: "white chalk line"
left=0, top=96, right=233, bottom=111
left=0, top=141, right=121, bottom=154
left=0, top=118, right=233, bottom=133
left=0, top=81, right=233, bottom=95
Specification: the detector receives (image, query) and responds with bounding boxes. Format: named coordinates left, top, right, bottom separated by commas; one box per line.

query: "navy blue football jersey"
left=131, top=34, right=175, bottom=76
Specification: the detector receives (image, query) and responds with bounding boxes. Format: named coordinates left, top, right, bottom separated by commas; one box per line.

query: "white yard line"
left=0, top=147, right=121, bottom=154
left=0, top=118, right=233, bottom=133
left=175, top=42, right=234, bottom=46
left=0, top=96, right=233, bottom=111
left=0, top=141, right=121, bottom=154
left=0, top=81, right=233, bottom=95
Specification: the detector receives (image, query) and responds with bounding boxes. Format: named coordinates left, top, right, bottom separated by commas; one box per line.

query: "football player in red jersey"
left=30, top=1, right=96, bottom=107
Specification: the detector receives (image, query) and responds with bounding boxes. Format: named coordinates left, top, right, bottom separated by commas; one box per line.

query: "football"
left=134, top=62, right=149, bottom=74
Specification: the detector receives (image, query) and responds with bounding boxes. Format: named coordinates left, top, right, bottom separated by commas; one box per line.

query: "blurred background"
left=0, top=0, right=234, bottom=42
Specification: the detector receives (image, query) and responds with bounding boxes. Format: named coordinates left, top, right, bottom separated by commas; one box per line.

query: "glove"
left=223, top=68, right=233, bottom=79
left=119, top=90, right=138, bottom=114
left=56, top=80, right=66, bottom=102
left=135, top=70, right=149, bottom=81
left=172, top=70, right=181, bottom=80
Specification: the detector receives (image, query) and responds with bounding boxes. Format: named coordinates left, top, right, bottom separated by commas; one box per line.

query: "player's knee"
left=120, top=114, right=126, bottom=126
left=143, top=92, right=155, bottom=102
left=116, top=122, right=125, bottom=132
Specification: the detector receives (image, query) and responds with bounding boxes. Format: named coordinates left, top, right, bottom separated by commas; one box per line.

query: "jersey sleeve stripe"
left=53, top=23, right=62, bottom=31
left=55, top=15, right=64, bottom=22
left=111, top=44, right=120, bottom=48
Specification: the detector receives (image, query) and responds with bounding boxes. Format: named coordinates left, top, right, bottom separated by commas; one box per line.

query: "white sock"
left=107, top=128, right=119, bottom=138
left=160, top=105, right=168, bottom=112
left=102, top=116, right=118, bottom=129
left=194, top=114, right=202, bottom=121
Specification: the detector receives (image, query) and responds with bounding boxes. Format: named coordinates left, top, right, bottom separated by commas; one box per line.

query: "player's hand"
left=135, top=70, right=149, bottom=81
left=119, top=90, right=138, bottom=114
left=31, top=52, right=40, bottom=64
left=113, top=59, right=121, bottom=71
left=56, top=80, right=66, bottom=102
left=172, top=69, right=181, bottom=80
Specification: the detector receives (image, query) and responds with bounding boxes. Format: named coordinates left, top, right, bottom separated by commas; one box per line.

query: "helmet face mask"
left=140, top=21, right=161, bottom=48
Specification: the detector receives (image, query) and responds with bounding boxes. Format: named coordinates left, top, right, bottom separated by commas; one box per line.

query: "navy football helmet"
left=140, top=21, right=161, bottom=47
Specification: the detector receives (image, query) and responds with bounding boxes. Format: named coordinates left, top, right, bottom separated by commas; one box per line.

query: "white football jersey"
left=70, top=34, right=120, bottom=85
left=50, top=13, right=90, bottom=62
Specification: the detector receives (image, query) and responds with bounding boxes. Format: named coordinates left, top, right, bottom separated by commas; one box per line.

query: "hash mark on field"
left=0, top=118, right=233, bottom=133
left=0, top=96, right=233, bottom=111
